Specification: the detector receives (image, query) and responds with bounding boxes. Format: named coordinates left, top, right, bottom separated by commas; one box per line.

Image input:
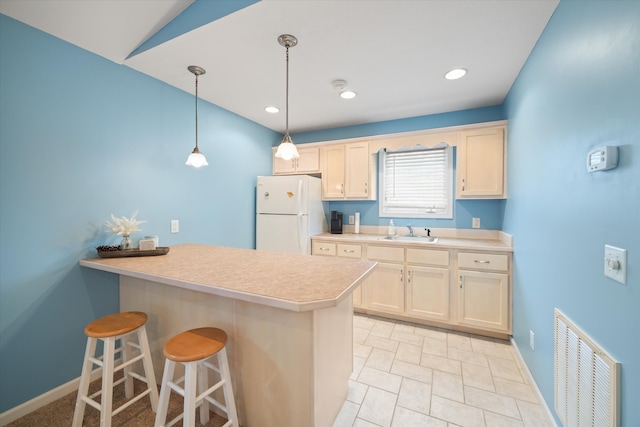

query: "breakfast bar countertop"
left=80, top=243, right=377, bottom=312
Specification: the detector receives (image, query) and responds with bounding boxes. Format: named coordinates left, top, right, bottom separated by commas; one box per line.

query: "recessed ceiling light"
left=332, top=79, right=357, bottom=99
left=444, top=68, right=467, bottom=80
left=265, top=106, right=279, bottom=114
left=340, top=90, right=357, bottom=99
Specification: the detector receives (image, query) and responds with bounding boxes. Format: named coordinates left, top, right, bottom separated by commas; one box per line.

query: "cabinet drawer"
left=337, top=243, right=362, bottom=258
left=367, top=245, right=404, bottom=262
left=312, top=241, right=336, bottom=256
left=458, top=252, right=508, bottom=272
left=406, top=248, right=449, bottom=267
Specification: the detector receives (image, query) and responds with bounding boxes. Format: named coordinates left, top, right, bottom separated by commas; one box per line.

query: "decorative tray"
left=97, top=247, right=170, bottom=258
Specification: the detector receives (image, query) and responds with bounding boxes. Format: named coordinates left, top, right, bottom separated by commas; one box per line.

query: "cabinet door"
left=457, top=127, right=505, bottom=198
left=406, top=265, right=450, bottom=321
left=273, top=146, right=320, bottom=175
left=273, top=151, right=297, bottom=175
left=365, top=262, right=404, bottom=314
left=457, top=270, right=509, bottom=332
left=321, top=145, right=345, bottom=199
left=296, top=147, right=320, bottom=173
left=345, top=142, right=370, bottom=198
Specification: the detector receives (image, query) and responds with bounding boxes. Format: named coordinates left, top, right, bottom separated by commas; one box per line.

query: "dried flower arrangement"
left=103, top=211, right=146, bottom=250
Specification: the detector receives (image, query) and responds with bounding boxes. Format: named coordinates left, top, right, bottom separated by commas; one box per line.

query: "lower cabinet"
left=367, top=262, right=405, bottom=314
left=457, top=271, right=509, bottom=332
left=406, top=265, right=450, bottom=322
left=456, top=251, right=510, bottom=332
left=312, top=238, right=512, bottom=337
left=405, top=248, right=451, bottom=322
left=364, top=245, right=405, bottom=313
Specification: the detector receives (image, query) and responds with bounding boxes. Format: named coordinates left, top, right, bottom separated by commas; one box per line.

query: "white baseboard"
left=0, top=368, right=102, bottom=426
left=510, top=337, right=558, bottom=427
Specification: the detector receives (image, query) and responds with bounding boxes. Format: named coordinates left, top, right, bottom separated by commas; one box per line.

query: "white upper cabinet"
left=282, top=121, right=507, bottom=199
left=272, top=146, right=321, bottom=175
left=320, top=144, right=345, bottom=198
left=456, top=126, right=507, bottom=199
left=321, top=142, right=376, bottom=200
left=345, top=142, right=371, bottom=198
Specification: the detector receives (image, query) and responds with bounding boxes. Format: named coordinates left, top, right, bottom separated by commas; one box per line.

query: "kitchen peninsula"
left=80, top=243, right=377, bottom=427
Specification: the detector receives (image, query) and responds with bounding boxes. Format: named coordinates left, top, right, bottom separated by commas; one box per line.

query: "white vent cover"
left=554, top=309, right=620, bottom=427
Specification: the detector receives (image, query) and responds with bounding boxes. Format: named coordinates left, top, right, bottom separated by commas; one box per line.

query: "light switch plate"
left=604, top=244, right=626, bottom=285
left=171, top=219, right=179, bottom=234
left=529, top=330, right=535, bottom=350
left=472, top=218, right=480, bottom=228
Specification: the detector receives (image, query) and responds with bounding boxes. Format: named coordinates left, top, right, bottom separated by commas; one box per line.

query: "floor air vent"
left=554, top=309, right=620, bottom=427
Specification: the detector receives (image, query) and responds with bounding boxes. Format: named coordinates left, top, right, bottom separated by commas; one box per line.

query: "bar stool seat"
left=72, top=311, right=159, bottom=427
left=154, top=327, right=239, bottom=427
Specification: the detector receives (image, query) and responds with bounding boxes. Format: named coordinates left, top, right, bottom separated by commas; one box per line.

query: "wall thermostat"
left=587, top=146, right=618, bottom=172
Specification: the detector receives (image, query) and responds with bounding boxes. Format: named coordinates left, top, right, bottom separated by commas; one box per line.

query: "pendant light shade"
left=186, top=147, right=208, bottom=167
left=274, top=134, right=298, bottom=161
left=274, top=34, right=299, bottom=161
left=186, top=65, right=208, bottom=168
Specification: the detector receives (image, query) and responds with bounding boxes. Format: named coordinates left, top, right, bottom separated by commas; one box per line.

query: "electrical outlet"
left=530, top=330, right=535, bottom=350
left=171, top=220, right=179, bottom=233
left=348, top=215, right=355, bottom=225
left=472, top=217, right=480, bottom=228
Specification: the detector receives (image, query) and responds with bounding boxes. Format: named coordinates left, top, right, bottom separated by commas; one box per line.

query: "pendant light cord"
left=195, top=73, right=199, bottom=150
left=285, top=44, right=290, bottom=138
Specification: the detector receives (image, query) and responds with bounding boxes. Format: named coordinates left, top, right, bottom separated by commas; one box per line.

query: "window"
left=379, top=144, right=453, bottom=218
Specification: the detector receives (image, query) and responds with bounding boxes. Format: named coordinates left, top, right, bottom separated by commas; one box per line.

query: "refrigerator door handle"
left=297, top=179, right=304, bottom=253
left=297, top=179, right=303, bottom=215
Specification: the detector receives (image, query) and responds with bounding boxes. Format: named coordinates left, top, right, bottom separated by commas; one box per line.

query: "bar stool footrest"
left=111, top=389, right=152, bottom=417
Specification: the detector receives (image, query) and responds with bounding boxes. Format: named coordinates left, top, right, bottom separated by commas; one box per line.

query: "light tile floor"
left=333, top=314, right=554, bottom=427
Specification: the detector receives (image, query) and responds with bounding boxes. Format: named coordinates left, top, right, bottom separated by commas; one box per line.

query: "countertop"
left=80, top=243, right=377, bottom=312
left=312, top=232, right=513, bottom=252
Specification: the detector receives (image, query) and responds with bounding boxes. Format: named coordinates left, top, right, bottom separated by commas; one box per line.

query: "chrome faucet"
left=407, top=224, right=414, bottom=237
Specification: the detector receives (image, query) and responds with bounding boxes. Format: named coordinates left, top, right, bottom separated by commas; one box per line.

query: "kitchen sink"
left=380, top=235, right=439, bottom=243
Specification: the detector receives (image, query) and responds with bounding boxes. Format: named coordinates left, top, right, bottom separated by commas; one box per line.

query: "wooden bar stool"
left=72, top=311, right=159, bottom=427
left=154, top=327, right=239, bottom=427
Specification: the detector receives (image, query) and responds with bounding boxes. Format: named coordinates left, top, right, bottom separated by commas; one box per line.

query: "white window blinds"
left=379, top=145, right=453, bottom=218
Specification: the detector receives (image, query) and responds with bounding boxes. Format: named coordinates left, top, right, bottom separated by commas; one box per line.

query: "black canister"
left=330, top=211, right=343, bottom=234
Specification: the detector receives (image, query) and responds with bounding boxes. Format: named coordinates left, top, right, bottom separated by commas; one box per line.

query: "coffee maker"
left=330, top=211, right=343, bottom=234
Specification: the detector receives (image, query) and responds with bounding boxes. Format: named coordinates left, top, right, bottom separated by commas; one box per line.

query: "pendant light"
left=185, top=65, right=209, bottom=168
left=274, top=34, right=300, bottom=161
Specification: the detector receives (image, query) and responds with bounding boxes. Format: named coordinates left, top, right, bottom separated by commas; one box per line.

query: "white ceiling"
left=0, top=0, right=559, bottom=134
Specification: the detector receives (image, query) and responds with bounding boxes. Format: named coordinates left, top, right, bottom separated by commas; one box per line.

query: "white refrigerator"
left=256, top=175, right=327, bottom=255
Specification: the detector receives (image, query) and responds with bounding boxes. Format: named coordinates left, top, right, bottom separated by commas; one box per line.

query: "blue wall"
left=293, top=106, right=507, bottom=231
left=503, top=1, right=639, bottom=424
left=0, top=14, right=278, bottom=411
